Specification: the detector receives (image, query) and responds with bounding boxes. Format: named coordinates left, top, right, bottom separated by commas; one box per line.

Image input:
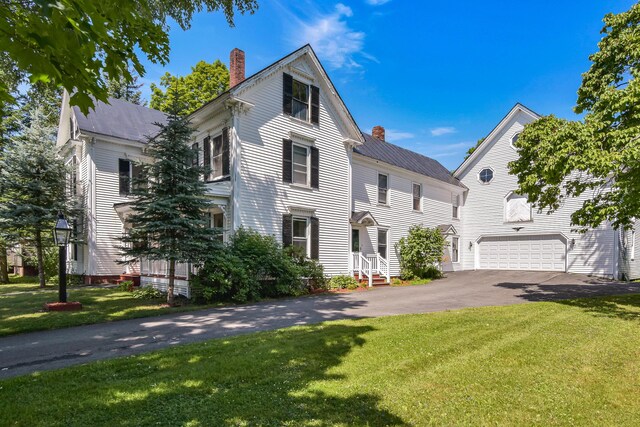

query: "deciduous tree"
left=0, top=0, right=257, bottom=114
left=150, top=60, right=229, bottom=114
left=509, top=3, right=640, bottom=230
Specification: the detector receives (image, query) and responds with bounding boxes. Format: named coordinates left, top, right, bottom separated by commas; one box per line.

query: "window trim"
left=451, top=236, right=460, bottom=263
left=504, top=191, right=533, bottom=223
left=210, top=133, right=224, bottom=181
left=119, top=158, right=132, bottom=196
left=478, top=167, right=494, bottom=185
left=632, top=230, right=636, bottom=261
left=510, top=132, right=521, bottom=150
left=377, top=227, right=388, bottom=259
left=412, top=182, right=422, bottom=212
left=291, top=79, right=310, bottom=122
left=291, top=143, right=311, bottom=187
left=378, top=173, right=389, bottom=205
left=452, top=194, right=460, bottom=220
left=292, top=216, right=310, bottom=257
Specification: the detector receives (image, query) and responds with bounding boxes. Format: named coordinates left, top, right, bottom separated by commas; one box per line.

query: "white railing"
left=140, top=259, right=190, bottom=278
left=377, top=254, right=390, bottom=283
left=359, top=253, right=372, bottom=287
left=351, top=252, right=390, bottom=286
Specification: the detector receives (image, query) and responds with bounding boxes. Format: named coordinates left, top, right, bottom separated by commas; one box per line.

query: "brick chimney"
left=229, top=48, right=245, bottom=88
left=372, top=125, right=385, bottom=141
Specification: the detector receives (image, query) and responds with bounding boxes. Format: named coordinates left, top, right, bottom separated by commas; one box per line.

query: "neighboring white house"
left=55, top=45, right=640, bottom=291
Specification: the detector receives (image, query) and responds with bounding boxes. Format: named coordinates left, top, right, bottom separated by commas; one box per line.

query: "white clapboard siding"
left=620, top=223, right=640, bottom=280
left=352, top=157, right=463, bottom=276
left=458, top=109, right=616, bottom=278
left=91, top=141, right=146, bottom=276
left=233, top=56, right=351, bottom=276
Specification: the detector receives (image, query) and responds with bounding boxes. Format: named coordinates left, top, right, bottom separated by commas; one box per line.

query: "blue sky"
left=139, top=0, right=636, bottom=170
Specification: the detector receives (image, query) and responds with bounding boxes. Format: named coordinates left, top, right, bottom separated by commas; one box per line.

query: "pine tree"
left=119, top=103, right=218, bottom=305
left=0, top=108, right=68, bottom=287
left=106, top=70, right=146, bottom=106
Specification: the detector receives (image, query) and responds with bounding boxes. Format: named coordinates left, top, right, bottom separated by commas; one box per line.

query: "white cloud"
left=385, top=129, right=415, bottom=142
left=424, top=142, right=470, bottom=158
left=366, top=0, right=391, bottom=5
left=293, top=4, right=367, bottom=69
left=430, top=127, right=457, bottom=137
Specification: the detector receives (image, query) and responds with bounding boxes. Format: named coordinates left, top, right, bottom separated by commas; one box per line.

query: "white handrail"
left=378, top=254, right=390, bottom=283
left=359, top=253, right=372, bottom=287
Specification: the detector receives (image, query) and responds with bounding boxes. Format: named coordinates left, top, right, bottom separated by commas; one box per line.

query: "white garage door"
left=478, top=235, right=566, bottom=271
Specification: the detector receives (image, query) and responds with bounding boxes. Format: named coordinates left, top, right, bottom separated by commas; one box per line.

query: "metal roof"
left=73, top=97, right=167, bottom=143
left=355, top=133, right=464, bottom=187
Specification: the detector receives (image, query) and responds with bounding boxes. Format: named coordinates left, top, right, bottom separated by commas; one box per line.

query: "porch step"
left=353, top=274, right=389, bottom=287
left=116, top=274, right=141, bottom=287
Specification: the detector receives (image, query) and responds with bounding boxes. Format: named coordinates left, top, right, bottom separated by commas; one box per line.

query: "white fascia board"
left=453, top=104, right=540, bottom=179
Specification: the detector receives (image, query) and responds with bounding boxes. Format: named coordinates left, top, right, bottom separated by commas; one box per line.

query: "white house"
left=55, top=45, right=640, bottom=292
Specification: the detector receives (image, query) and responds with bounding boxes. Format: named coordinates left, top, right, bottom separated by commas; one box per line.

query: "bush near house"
left=192, top=228, right=326, bottom=303
left=395, top=225, right=446, bottom=280
left=328, top=275, right=359, bottom=290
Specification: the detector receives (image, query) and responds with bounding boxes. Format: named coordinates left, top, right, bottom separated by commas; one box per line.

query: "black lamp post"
left=53, top=212, right=72, bottom=303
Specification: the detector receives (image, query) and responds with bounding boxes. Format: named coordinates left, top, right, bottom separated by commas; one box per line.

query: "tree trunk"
left=167, top=258, right=175, bottom=306
left=35, top=230, right=45, bottom=288
left=0, top=241, right=9, bottom=284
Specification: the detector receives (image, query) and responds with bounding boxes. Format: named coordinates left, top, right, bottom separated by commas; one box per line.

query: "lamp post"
left=53, top=212, right=72, bottom=303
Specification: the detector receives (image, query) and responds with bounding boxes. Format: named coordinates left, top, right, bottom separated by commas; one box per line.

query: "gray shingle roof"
left=355, top=133, right=463, bottom=187
left=73, top=97, right=167, bottom=143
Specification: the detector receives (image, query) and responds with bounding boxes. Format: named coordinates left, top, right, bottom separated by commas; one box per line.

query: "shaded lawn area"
left=0, top=277, right=221, bottom=337
left=2, top=294, right=640, bottom=426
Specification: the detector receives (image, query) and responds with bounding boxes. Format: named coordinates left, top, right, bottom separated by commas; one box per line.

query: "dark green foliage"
left=509, top=3, right=640, bottom=230
left=117, top=281, right=135, bottom=292
left=192, top=228, right=325, bottom=303
left=118, top=105, right=217, bottom=305
left=0, top=0, right=258, bottom=114
left=0, top=108, right=68, bottom=287
left=106, top=69, right=145, bottom=105
left=395, top=225, right=447, bottom=280
left=328, top=275, right=359, bottom=290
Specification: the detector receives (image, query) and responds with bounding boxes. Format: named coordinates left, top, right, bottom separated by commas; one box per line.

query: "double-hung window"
left=119, top=159, right=132, bottom=196
left=292, top=144, right=309, bottom=186
left=412, top=183, right=421, bottom=211
left=378, top=173, right=388, bottom=205
left=378, top=229, right=388, bottom=259
left=452, top=194, right=460, bottom=219
left=211, top=135, right=224, bottom=180
left=209, top=212, right=224, bottom=242
left=293, top=217, right=309, bottom=255
left=292, top=80, right=309, bottom=121
left=191, top=142, right=199, bottom=168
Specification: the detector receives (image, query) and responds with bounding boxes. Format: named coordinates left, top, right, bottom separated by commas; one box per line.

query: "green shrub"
left=192, top=228, right=326, bottom=303
left=395, top=225, right=446, bottom=280
left=117, top=280, right=134, bottom=292
left=391, top=277, right=403, bottom=286
left=132, top=287, right=165, bottom=300
left=328, top=275, right=359, bottom=290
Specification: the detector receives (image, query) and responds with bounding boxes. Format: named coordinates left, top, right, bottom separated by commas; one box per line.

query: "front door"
left=352, top=228, right=360, bottom=252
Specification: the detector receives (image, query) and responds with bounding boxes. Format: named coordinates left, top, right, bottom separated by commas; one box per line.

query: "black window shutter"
left=222, top=127, right=230, bottom=176
left=282, top=139, right=293, bottom=183
left=283, top=73, right=293, bottom=115
left=282, top=214, right=293, bottom=247
left=310, top=85, right=320, bottom=125
left=310, top=146, right=319, bottom=189
left=203, top=136, right=211, bottom=181
left=310, top=217, right=320, bottom=260
left=191, top=142, right=199, bottom=167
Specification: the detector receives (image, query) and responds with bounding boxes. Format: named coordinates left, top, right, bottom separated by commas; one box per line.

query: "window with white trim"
left=208, top=212, right=225, bottom=242
left=412, top=183, right=421, bottom=211
left=378, top=173, right=388, bottom=205
left=451, top=236, right=459, bottom=263
left=292, top=144, right=309, bottom=185
left=292, top=80, right=310, bottom=121
left=293, top=217, right=309, bottom=256
left=452, top=194, right=460, bottom=219
left=211, top=134, right=224, bottom=180
left=478, top=167, right=494, bottom=184
left=510, top=132, right=521, bottom=149
left=505, top=192, right=532, bottom=222
left=378, top=228, right=388, bottom=259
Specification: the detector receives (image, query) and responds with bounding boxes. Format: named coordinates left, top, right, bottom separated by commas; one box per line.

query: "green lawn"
left=2, top=294, right=640, bottom=426
left=0, top=276, right=220, bottom=337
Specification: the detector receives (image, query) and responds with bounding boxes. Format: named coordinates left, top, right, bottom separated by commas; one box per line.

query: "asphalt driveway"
left=1, top=270, right=639, bottom=379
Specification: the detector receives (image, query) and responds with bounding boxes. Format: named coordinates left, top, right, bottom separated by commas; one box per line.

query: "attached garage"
left=477, top=234, right=566, bottom=271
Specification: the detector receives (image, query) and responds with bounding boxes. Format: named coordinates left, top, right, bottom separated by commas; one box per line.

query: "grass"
left=390, top=277, right=432, bottom=286
left=2, top=294, right=640, bottom=426
left=0, top=276, right=221, bottom=337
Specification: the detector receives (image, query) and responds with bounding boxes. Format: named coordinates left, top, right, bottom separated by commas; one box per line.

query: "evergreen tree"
left=106, top=71, right=146, bottom=105
left=119, top=104, right=218, bottom=305
left=0, top=108, right=68, bottom=287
